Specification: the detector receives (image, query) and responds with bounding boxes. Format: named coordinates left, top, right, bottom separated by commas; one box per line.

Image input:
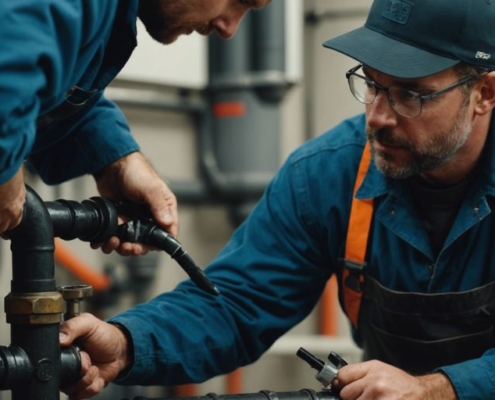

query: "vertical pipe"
left=209, top=13, right=252, bottom=78
left=10, top=191, right=55, bottom=293
left=252, top=1, right=286, bottom=73
left=7, top=186, right=61, bottom=400
left=10, top=324, right=60, bottom=400
left=203, top=5, right=286, bottom=197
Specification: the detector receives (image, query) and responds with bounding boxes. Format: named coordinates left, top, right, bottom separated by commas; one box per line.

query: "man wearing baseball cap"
left=61, top=1, right=495, bottom=399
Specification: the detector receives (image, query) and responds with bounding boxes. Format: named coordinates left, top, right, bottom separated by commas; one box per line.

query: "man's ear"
left=474, top=71, right=495, bottom=115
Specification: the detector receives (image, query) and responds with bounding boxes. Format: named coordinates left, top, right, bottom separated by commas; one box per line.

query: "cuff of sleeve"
left=107, top=321, right=135, bottom=380
left=437, top=358, right=495, bottom=399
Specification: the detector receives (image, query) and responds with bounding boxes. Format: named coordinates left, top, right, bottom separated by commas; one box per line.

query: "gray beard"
left=369, top=106, right=471, bottom=179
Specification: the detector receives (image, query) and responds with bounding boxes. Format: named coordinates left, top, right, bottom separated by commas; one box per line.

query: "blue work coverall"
left=111, top=113, right=495, bottom=400
left=0, top=0, right=140, bottom=185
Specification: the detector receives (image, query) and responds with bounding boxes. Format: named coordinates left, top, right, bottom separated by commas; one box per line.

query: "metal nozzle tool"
left=297, top=347, right=348, bottom=387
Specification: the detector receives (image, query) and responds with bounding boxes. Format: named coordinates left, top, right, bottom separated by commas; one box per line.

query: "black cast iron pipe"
left=5, top=185, right=64, bottom=400
left=1, top=186, right=86, bottom=399
left=125, top=389, right=341, bottom=400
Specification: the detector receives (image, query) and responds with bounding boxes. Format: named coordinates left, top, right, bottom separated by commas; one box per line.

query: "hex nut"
left=5, top=292, right=64, bottom=315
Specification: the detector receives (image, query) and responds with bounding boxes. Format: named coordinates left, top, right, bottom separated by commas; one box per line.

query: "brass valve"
left=57, top=285, right=93, bottom=320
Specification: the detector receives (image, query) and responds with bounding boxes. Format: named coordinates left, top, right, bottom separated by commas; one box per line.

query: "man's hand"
left=0, top=169, right=26, bottom=236
left=334, top=360, right=457, bottom=400
left=59, top=313, right=131, bottom=400
left=92, top=151, right=178, bottom=255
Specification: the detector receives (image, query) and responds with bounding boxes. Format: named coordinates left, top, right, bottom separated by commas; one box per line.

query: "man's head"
left=323, top=0, right=495, bottom=79
left=138, top=0, right=272, bottom=45
left=323, top=0, right=495, bottom=182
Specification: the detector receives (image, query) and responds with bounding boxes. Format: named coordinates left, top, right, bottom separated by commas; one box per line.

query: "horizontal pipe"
left=127, top=389, right=341, bottom=400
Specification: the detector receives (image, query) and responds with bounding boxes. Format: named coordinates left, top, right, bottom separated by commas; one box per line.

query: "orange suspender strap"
left=342, top=141, right=374, bottom=329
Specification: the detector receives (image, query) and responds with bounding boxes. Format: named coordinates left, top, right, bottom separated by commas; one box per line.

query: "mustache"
left=367, top=128, right=412, bottom=149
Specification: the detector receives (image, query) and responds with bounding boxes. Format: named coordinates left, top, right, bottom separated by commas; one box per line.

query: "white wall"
left=119, top=21, right=207, bottom=88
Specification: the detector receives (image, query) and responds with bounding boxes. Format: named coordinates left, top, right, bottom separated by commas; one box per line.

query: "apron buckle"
left=343, top=259, right=365, bottom=292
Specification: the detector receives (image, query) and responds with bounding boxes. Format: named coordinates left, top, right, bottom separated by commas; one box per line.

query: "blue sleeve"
left=109, top=157, right=334, bottom=386
left=28, top=94, right=140, bottom=184
left=0, top=0, right=119, bottom=184
left=437, top=350, right=495, bottom=399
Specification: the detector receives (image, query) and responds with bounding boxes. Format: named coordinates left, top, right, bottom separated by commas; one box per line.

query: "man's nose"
left=211, top=10, right=247, bottom=39
left=366, top=91, right=398, bottom=129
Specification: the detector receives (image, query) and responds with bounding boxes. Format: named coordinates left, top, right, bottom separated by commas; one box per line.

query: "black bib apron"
left=357, top=277, right=495, bottom=374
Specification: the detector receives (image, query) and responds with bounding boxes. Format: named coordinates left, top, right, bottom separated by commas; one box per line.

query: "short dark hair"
left=454, top=63, right=491, bottom=78
left=453, top=63, right=492, bottom=98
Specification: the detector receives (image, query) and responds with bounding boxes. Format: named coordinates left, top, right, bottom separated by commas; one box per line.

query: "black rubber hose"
left=116, top=220, right=219, bottom=295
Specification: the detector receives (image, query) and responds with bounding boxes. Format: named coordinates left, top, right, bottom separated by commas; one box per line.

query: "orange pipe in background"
left=54, top=238, right=111, bottom=292
left=320, top=275, right=339, bottom=336
left=226, top=368, right=243, bottom=394
left=172, top=384, right=197, bottom=397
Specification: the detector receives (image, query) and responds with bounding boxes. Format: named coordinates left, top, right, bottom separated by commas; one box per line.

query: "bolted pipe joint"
left=0, top=345, right=81, bottom=391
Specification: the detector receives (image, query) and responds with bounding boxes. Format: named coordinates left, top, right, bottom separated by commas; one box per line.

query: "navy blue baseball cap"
left=323, top=0, right=495, bottom=78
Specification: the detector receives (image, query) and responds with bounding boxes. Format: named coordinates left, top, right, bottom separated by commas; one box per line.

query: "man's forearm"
left=418, top=373, right=457, bottom=400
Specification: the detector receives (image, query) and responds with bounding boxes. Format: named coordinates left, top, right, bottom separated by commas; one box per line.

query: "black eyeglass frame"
left=345, top=63, right=478, bottom=118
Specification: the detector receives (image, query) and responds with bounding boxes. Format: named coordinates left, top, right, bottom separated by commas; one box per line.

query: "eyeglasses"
left=345, top=64, right=478, bottom=118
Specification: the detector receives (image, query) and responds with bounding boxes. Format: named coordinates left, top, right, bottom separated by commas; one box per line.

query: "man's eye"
left=364, top=80, right=374, bottom=89
left=240, top=0, right=257, bottom=7
left=395, top=89, right=419, bottom=103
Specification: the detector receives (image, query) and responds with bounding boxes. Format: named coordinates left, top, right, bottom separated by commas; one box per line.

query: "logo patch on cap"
left=382, top=0, right=414, bottom=24
left=476, top=51, right=491, bottom=60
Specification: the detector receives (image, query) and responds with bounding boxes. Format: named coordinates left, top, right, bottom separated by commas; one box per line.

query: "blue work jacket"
left=0, top=0, right=140, bottom=185
left=111, top=113, right=495, bottom=399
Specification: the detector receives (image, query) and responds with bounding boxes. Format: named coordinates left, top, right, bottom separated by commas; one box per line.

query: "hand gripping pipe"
left=1, top=185, right=219, bottom=400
